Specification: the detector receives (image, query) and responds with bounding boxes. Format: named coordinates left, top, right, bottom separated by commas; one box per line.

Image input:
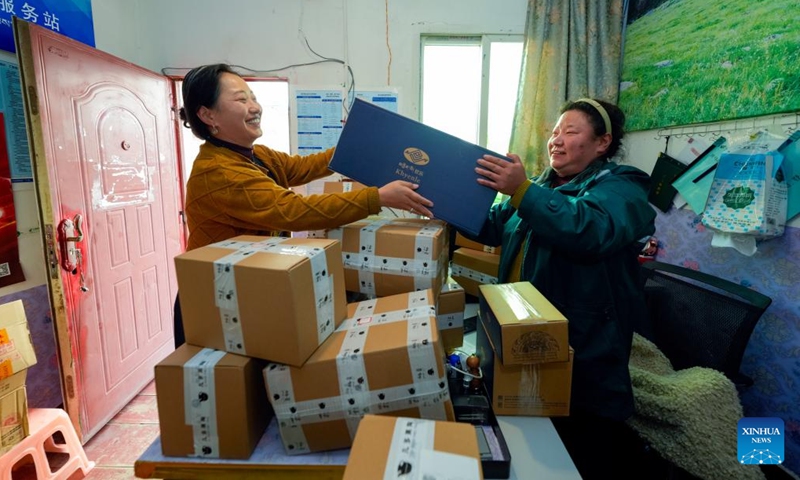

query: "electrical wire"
left=384, top=0, right=392, bottom=85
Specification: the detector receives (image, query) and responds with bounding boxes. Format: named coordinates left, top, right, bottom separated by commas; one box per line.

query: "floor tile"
left=139, top=380, right=156, bottom=396
left=84, top=466, right=138, bottom=479
left=109, top=395, right=159, bottom=424
left=83, top=423, right=160, bottom=467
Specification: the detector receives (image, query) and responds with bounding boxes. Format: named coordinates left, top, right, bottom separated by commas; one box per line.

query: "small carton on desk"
left=155, top=344, right=271, bottom=459
left=175, top=236, right=347, bottom=367
left=327, top=218, right=449, bottom=298
left=322, top=180, right=368, bottom=194
left=344, top=414, right=483, bottom=480
left=0, top=300, right=37, bottom=454
left=478, top=282, right=569, bottom=365
left=477, top=316, right=572, bottom=417
left=264, top=289, right=454, bottom=455
left=436, top=279, right=465, bottom=352
left=450, top=248, right=500, bottom=298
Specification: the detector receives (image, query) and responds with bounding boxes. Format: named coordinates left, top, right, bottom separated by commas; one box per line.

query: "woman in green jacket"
left=469, top=98, right=656, bottom=478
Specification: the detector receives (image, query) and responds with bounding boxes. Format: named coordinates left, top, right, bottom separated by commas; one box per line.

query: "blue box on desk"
left=329, top=98, right=508, bottom=235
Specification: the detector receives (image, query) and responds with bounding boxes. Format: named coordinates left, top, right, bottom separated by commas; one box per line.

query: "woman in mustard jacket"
left=468, top=98, right=656, bottom=478
left=174, top=63, right=433, bottom=345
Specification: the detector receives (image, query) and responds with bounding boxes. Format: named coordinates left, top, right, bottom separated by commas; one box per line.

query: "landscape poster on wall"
left=618, top=0, right=799, bottom=132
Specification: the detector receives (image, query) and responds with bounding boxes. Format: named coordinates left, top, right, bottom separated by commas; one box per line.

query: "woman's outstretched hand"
left=476, top=153, right=527, bottom=195
left=378, top=181, right=434, bottom=217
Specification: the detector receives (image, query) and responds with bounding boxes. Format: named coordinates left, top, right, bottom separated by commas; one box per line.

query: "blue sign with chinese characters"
left=0, top=0, right=94, bottom=53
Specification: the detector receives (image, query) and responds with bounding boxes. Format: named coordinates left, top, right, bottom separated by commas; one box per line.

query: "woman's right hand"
left=378, top=181, right=434, bottom=217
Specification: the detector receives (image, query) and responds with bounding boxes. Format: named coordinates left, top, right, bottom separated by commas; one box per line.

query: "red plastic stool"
left=1, top=408, right=94, bottom=480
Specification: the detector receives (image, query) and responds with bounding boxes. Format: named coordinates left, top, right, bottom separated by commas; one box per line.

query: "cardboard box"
left=327, top=218, right=449, bottom=298
left=477, top=317, right=572, bottom=417
left=0, top=300, right=38, bottom=379
left=264, top=289, right=455, bottom=454
left=450, top=248, right=500, bottom=298
left=0, top=370, right=28, bottom=454
left=175, top=236, right=347, bottom=366
left=344, top=414, right=483, bottom=480
left=329, top=98, right=510, bottom=235
left=478, top=282, right=569, bottom=365
left=437, top=280, right=465, bottom=352
left=455, top=232, right=501, bottom=255
left=155, top=344, right=271, bottom=459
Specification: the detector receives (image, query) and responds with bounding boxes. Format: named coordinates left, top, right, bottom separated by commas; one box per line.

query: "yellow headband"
left=576, top=98, right=611, bottom=135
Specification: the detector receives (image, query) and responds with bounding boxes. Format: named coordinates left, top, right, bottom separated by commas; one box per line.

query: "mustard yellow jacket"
left=185, top=143, right=380, bottom=250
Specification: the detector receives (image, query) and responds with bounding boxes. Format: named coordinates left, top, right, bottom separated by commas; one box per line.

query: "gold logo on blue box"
left=403, top=148, right=430, bottom=166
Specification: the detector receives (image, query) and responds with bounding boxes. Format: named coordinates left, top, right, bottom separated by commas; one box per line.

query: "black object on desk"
left=449, top=375, right=512, bottom=478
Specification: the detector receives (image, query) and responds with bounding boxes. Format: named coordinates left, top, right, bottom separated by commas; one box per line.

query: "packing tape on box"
left=385, top=417, right=435, bottom=479
left=264, top=291, right=450, bottom=454
left=183, top=348, right=227, bottom=457
left=329, top=221, right=440, bottom=295
left=437, top=282, right=465, bottom=330
left=450, top=264, right=498, bottom=286
left=497, top=283, right=543, bottom=320
left=211, top=237, right=335, bottom=354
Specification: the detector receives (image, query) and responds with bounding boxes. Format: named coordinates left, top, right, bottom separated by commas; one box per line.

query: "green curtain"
left=510, top=0, right=627, bottom=175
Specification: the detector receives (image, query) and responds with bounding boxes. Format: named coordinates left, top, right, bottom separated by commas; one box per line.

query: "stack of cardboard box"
left=161, top=225, right=458, bottom=458
left=476, top=282, right=573, bottom=417
left=450, top=233, right=501, bottom=298
left=0, top=300, right=38, bottom=454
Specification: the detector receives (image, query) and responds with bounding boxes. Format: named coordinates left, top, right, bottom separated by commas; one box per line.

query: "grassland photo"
left=618, top=0, right=800, bottom=131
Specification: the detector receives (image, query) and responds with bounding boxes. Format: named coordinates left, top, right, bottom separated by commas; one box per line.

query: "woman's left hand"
left=476, top=153, right=527, bottom=195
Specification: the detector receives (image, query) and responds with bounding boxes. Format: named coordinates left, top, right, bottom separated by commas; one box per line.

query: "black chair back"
left=639, top=261, right=771, bottom=387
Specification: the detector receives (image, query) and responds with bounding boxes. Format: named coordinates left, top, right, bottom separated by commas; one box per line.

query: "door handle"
left=58, top=214, right=89, bottom=292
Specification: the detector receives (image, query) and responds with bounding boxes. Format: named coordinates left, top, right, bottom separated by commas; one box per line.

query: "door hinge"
left=27, top=85, right=39, bottom=115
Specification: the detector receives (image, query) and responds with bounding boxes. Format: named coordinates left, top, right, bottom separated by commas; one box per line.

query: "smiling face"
left=198, top=72, right=262, bottom=148
left=547, top=109, right=611, bottom=177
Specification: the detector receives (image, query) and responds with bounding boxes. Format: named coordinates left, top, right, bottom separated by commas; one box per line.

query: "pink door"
left=15, top=19, right=182, bottom=441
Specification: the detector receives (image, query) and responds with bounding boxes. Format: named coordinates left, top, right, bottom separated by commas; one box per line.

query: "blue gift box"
left=329, top=99, right=508, bottom=235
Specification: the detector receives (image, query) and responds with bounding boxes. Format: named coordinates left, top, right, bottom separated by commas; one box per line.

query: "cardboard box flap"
left=0, top=300, right=37, bottom=379
left=343, top=414, right=483, bottom=480
left=480, top=283, right=566, bottom=325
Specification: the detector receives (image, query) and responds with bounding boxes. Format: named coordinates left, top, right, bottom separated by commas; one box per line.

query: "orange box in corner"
left=0, top=371, right=29, bottom=454
left=477, top=316, right=572, bottom=417
left=175, top=236, right=347, bottom=367
left=327, top=218, right=449, bottom=298
left=344, top=414, right=483, bottom=480
left=455, top=232, right=501, bottom=255
left=0, top=300, right=38, bottom=379
left=478, top=282, right=569, bottom=365
left=450, top=248, right=500, bottom=298
left=436, top=279, right=465, bottom=352
left=264, top=289, right=455, bottom=455
left=155, top=344, right=271, bottom=459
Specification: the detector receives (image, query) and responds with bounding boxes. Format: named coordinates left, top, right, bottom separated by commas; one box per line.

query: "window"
left=421, top=35, right=523, bottom=154
left=174, top=78, right=290, bottom=196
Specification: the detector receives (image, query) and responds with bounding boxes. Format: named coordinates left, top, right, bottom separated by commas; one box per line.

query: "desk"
left=134, top=415, right=579, bottom=479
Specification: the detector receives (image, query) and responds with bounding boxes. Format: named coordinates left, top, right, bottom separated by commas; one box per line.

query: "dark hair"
left=561, top=98, right=625, bottom=160
left=179, top=63, right=239, bottom=140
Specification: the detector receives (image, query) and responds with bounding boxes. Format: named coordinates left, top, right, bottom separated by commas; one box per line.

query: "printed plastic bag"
left=701, top=131, right=788, bottom=239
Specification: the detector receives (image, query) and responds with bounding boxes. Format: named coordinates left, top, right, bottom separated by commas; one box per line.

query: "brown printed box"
left=477, top=317, right=572, bottom=417
left=0, top=300, right=38, bottom=379
left=264, top=289, right=455, bottom=454
left=344, top=414, right=483, bottom=480
left=0, top=371, right=28, bottom=454
left=175, top=236, right=346, bottom=366
left=450, top=248, right=500, bottom=298
left=155, top=344, right=271, bottom=459
left=478, top=282, right=569, bottom=365
left=437, top=279, right=465, bottom=352
left=455, top=232, right=501, bottom=255
left=327, top=218, right=449, bottom=297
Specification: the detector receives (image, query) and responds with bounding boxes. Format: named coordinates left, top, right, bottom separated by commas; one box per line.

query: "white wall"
left=91, top=0, right=528, bottom=118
